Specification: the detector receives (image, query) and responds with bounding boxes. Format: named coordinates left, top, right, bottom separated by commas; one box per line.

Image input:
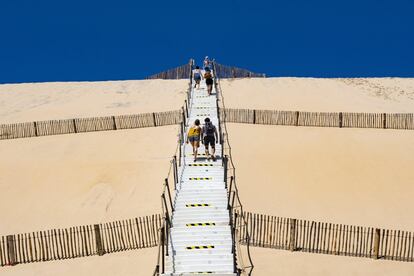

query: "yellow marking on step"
left=186, top=204, right=210, bottom=207
left=189, top=177, right=212, bottom=180
left=186, top=223, right=216, bottom=227
left=186, top=245, right=215, bottom=250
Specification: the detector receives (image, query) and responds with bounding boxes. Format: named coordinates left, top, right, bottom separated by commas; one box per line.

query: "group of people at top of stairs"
left=187, top=56, right=218, bottom=163
left=192, top=56, right=214, bottom=96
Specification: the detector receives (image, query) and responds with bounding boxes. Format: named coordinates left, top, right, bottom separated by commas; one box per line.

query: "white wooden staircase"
left=162, top=69, right=236, bottom=275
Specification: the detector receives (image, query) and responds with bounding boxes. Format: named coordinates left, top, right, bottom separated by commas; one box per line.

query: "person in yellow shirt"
left=186, top=119, right=202, bottom=162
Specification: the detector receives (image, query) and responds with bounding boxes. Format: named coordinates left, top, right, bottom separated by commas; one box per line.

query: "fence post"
left=6, top=235, right=17, bottom=266
left=153, top=113, right=157, bottom=127
left=339, top=112, right=343, bottom=128
left=33, top=122, right=38, bottom=137
left=373, top=228, right=380, bottom=259
left=94, top=224, right=105, bottom=256
left=289, top=219, right=297, bottom=251
left=112, top=116, right=117, bottom=130
left=253, top=110, right=256, bottom=124
left=295, top=111, right=299, bottom=126
left=73, top=119, right=77, bottom=133
left=382, top=113, right=386, bottom=129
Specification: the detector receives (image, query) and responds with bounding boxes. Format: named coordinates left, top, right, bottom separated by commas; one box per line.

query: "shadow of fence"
left=0, top=214, right=162, bottom=267
left=221, top=108, right=414, bottom=130
left=0, top=110, right=182, bottom=141
left=238, top=211, right=414, bottom=262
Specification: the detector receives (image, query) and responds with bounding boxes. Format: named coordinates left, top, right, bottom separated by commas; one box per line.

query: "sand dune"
left=0, top=79, right=187, bottom=123
left=1, top=77, right=413, bottom=275
left=0, top=126, right=179, bottom=234
left=251, top=247, right=414, bottom=276
left=1, top=248, right=157, bottom=276
left=220, top=77, right=414, bottom=112
left=220, top=77, right=414, bottom=275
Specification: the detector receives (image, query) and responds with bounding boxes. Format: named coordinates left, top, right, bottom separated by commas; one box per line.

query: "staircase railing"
left=213, top=61, right=254, bottom=275
left=153, top=59, right=194, bottom=275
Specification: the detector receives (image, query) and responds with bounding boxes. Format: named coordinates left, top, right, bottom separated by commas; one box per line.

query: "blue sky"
left=1, top=0, right=413, bottom=83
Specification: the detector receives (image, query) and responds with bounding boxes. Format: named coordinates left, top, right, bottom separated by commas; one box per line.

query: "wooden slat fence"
left=221, top=108, right=414, bottom=130
left=147, top=62, right=192, bottom=80
left=214, top=63, right=266, bottom=78
left=0, top=214, right=161, bottom=267
left=0, top=110, right=182, bottom=141
left=237, top=211, right=414, bottom=262
left=147, top=61, right=265, bottom=80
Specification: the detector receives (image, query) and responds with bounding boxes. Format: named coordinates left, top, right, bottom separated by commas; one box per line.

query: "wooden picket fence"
left=147, top=61, right=265, bottom=80
left=0, top=214, right=162, bottom=267
left=0, top=110, right=182, bottom=141
left=221, top=108, right=414, bottom=130
left=147, top=62, right=192, bottom=80
left=214, top=63, right=266, bottom=78
left=237, top=211, right=414, bottom=262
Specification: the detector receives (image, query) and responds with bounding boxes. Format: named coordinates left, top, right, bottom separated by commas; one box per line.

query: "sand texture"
left=1, top=77, right=414, bottom=275
left=220, top=77, right=414, bottom=275
left=0, top=79, right=187, bottom=123
left=220, top=77, right=414, bottom=112
left=1, top=248, right=157, bottom=276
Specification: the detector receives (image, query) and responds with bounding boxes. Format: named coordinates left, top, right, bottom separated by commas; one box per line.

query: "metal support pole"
left=173, top=156, right=178, bottom=190
left=178, top=143, right=182, bottom=167
left=184, top=100, right=189, bottom=119
left=162, top=194, right=170, bottom=220
left=165, top=218, right=169, bottom=257
left=161, top=227, right=165, bottom=274
left=233, top=213, right=238, bottom=274
left=165, top=179, right=174, bottom=212
left=224, top=156, right=228, bottom=188
left=180, top=122, right=183, bottom=144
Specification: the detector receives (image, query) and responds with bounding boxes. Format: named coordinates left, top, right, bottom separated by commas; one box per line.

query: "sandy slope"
left=227, top=124, right=414, bottom=230
left=220, top=77, right=414, bottom=275
left=0, top=126, right=179, bottom=234
left=1, top=77, right=414, bottom=275
left=0, top=79, right=187, bottom=123
left=251, top=247, right=414, bottom=276
left=220, top=77, right=414, bottom=112
left=1, top=248, right=157, bottom=276
left=0, top=79, right=182, bottom=275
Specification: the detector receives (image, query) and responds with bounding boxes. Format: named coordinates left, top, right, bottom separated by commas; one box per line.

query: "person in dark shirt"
left=201, top=117, right=218, bottom=161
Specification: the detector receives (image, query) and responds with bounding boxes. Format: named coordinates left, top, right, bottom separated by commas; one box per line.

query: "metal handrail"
left=153, top=59, right=195, bottom=275
left=213, top=61, right=254, bottom=275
